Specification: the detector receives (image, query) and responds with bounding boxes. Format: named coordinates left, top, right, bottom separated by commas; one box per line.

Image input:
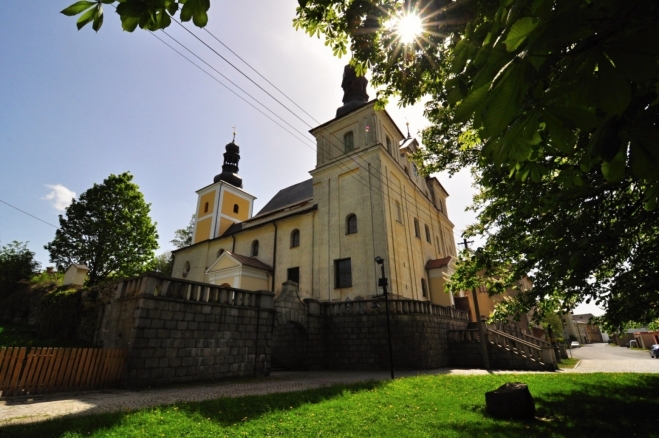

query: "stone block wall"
left=325, top=313, right=468, bottom=370
left=125, top=296, right=274, bottom=386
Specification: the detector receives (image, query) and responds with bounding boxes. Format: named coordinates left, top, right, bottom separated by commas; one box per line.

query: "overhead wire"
left=0, top=199, right=58, bottom=228
left=151, top=22, right=466, bottom=252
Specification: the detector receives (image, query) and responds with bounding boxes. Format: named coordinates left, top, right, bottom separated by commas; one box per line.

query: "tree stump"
left=485, top=382, right=535, bottom=419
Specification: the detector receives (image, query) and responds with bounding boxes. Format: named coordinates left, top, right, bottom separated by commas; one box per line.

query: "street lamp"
left=375, top=256, right=395, bottom=379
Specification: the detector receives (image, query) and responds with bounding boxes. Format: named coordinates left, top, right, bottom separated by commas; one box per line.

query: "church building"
left=171, top=66, right=460, bottom=307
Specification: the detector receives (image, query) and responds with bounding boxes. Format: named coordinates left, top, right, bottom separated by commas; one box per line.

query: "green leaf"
left=454, top=83, right=490, bottom=123
left=180, top=0, right=209, bottom=27
left=597, top=58, right=631, bottom=115
left=92, top=4, right=104, bottom=32
left=451, top=39, right=469, bottom=74
left=504, top=17, right=539, bottom=52
left=61, top=1, right=96, bottom=16
left=76, top=6, right=96, bottom=30
left=120, top=15, right=140, bottom=32
left=601, top=148, right=626, bottom=183
left=483, top=64, right=522, bottom=138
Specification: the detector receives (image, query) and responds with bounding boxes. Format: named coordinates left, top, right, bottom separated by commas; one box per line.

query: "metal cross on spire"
left=232, top=125, right=237, bottom=142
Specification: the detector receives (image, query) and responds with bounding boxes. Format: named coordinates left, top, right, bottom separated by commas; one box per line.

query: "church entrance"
left=271, top=321, right=308, bottom=371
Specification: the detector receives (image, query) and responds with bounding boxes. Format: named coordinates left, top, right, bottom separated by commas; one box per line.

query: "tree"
left=62, top=1, right=659, bottom=328
left=152, top=251, right=174, bottom=276
left=293, top=0, right=659, bottom=330
left=171, top=215, right=194, bottom=249
left=0, top=241, right=40, bottom=299
left=45, top=172, right=159, bottom=286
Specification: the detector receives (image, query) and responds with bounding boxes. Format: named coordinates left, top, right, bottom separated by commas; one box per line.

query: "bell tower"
left=191, top=138, right=256, bottom=244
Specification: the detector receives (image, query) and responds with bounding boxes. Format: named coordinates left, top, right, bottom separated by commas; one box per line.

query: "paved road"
left=568, top=342, right=659, bottom=372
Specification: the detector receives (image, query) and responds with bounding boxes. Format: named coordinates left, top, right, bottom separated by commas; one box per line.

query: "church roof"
left=425, top=256, right=453, bottom=270
left=255, top=178, right=313, bottom=217
left=223, top=251, right=273, bottom=271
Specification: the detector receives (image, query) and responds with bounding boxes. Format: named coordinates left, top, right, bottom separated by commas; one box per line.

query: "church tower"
left=192, top=139, right=256, bottom=244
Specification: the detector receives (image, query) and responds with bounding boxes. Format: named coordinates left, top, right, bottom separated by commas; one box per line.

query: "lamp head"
left=375, top=256, right=384, bottom=265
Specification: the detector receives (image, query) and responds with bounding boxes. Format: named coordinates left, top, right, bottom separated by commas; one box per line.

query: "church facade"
left=172, top=67, right=460, bottom=307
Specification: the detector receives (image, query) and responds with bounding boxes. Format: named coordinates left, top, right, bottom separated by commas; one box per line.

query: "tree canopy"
left=45, top=172, right=159, bottom=286
left=171, top=214, right=194, bottom=249
left=0, top=241, right=40, bottom=299
left=61, top=0, right=659, bottom=328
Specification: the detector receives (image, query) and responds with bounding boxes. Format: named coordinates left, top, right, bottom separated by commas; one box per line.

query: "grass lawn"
left=0, top=323, right=92, bottom=348
left=556, top=358, right=580, bottom=369
left=1, top=373, right=657, bottom=438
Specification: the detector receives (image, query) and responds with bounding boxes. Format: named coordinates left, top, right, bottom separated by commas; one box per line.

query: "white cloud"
left=43, top=184, right=76, bottom=211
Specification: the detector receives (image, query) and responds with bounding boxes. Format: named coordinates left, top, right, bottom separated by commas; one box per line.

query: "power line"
left=171, top=17, right=316, bottom=128
left=153, top=23, right=462, bottom=254
left=201, top=28, right=321, bottom=125
left=0, top=199, right=57, bottom=228
left=150, top=32, right=317, bottom=151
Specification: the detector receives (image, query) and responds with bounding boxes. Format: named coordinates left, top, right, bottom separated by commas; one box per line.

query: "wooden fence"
left=0, top=347, right=127, bottom=397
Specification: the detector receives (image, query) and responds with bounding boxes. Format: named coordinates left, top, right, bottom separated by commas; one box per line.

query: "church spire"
left=336, top=65, right=369, bottom=118
left=214, top=137, right=243, bottom=188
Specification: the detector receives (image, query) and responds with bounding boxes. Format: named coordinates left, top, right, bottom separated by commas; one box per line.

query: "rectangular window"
left=344, top=131, right=354, bottom=153
left=334, top=258, right=352, bottom=288
left=414, top=218, right=420, bottom=238
left=287, top=267, right=300, bottom=284
left=395, top=201, right=402, bottom=223
left=386, top=136, right=392, bottom=154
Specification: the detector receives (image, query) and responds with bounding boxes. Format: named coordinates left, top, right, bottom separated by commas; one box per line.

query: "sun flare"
left=396, top=13, right=423, bottom=44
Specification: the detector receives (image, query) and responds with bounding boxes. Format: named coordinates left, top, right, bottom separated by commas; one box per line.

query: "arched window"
left=182, top=261, right=190, bottom=278
left=251, top=240, right=259, bottom=257
left=203, top=202, right=209, bottom=213
left=290, top=229, right=300, bottom=248
left=344, top=131, right=354, bottom=153
left=216, top=249, right=224, bottom=258
left=346, top=214, right=358, bottom=235
left=421, top=278, right=428, bottom=298
left=414, top=218, right=420, bottom=238
left=233, top=204, right=239, bottom=213
left=425, top=224, right=431, bottom=243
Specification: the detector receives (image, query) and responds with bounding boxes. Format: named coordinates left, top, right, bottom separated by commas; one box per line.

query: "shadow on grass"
left=449, top=374, right=659, bottom=438
left=0, top=380, right=386, bottom=438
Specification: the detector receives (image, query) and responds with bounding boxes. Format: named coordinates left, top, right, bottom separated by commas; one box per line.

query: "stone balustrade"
left=110, top=272, right=274, bottom=310
left=320, top=298, right=469, bottom=320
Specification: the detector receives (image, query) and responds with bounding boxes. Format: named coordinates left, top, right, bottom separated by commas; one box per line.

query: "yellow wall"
left=241, top=276, right=269, bottom=291
left=198, top=191, right=216, bottom=217
left=221, top=191, right=250, bottom=221
left=218, top=217, right=235, bottom=236
left=194, top=217, right=212, bottom=244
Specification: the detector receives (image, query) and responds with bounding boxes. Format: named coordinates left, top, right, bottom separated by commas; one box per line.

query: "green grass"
left=1, top=373, right=657, bottom=437
left=0, top=323, right=92, bottom=348
left=557, top=358, right=580, bottom=369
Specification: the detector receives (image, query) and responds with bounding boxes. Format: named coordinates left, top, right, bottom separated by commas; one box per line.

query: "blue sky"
left=0, top=1, right=601, bottom=316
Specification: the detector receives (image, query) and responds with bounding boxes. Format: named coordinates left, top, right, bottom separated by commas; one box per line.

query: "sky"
left=0, top=1, right=601, bottom=316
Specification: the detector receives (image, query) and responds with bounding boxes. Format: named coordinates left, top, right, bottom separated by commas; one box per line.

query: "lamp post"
left=375, top=256, right=395, bottom=379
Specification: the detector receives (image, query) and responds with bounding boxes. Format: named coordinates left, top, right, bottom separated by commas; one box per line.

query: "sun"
left=395, top=13, right=423, bottom=44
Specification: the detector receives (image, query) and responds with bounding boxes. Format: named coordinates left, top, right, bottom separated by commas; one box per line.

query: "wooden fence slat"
left=82, top=349, right=100, bottom=389
left=37, top=348, right=54, bottom=395
left=67, top=348, right=85, bottom=391
left=0, top=348, right=18, bottom=395
left=74, top=348, right=92, bottom=390
left=81, top=348, right=98, bottom=389
left=94, top=349, right=110, bottom=389
left=7, top=348, right=27, bottom=396
left=47, top=349, right=66, bottom=393
left=21, top=347, right=40, bottom=396
left=53, top=348, right=72, bottom=393
left=61, top=348, right=80, bottom=390
left=0, top=347, right=127, bottom=397
left=34, top=348, right=54, bottom=395
left=0, top=348, right=11, bottom=391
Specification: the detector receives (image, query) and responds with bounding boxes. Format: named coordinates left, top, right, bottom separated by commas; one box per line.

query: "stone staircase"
left=448, top=323, right=557, bottom=371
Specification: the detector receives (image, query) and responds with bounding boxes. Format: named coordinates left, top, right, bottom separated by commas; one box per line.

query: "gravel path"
left=2, top=347, right=658, bottom=427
